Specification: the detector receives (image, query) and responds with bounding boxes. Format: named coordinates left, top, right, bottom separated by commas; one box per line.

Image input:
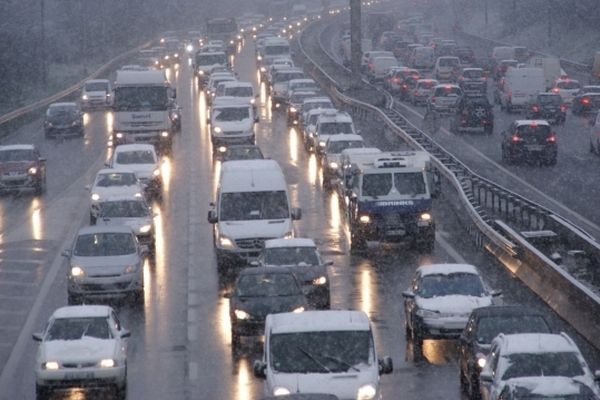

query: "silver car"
left=64, top=225, right=146, bottom=305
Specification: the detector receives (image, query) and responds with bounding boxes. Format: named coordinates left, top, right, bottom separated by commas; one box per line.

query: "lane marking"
left=436, top=232, right=467, bottom=264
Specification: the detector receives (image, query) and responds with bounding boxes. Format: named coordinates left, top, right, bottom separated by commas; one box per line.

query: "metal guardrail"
left=298, top=18, right=600, bottom=349
left=0, top=41, right=152, bottom=128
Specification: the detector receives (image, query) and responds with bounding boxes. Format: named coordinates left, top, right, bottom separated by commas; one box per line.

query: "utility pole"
left=484, top=0, right=488, bottom=26
left=350, top=0, right=361, bottom=89
left=40, top=0, right=47, bottom=86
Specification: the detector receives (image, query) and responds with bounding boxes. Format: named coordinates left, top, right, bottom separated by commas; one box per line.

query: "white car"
left=479, top=333, right=600, bottom=400
left=88, top=168, right=144, bottom=224
left=81, top=79, right=112, bottom=109
left=108, top=144, right=163, bottom=201
left=321, top=134, right=365, bottom=188
left=299, top=96, right=333, bottom=128
left=210, top=97, right=257, bottom=153
left=551, top=78, right=582, bottom=104
left=33, top=305, right=130, bottom=399
left=302, top=108, right=338, bottom=152
left=314, top=110, right=357, bottom=155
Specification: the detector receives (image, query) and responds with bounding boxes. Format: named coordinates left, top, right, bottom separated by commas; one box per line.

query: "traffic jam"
left=1, top=1, right=600, bottom=400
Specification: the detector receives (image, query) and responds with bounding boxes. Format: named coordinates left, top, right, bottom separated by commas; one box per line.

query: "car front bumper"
left=36, top=364, right=126, bottom=388
left=68, top=271, right=143, bottom=297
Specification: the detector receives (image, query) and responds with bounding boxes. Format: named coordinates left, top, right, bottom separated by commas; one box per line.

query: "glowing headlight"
left=198, top=70, right=205, bottom=75
left=153, top=168, right=161, bottom=177
left=154, top=60, right=159, bottom=65
left=230, top=40, right=235, bottom=45
left=329, top=161, right=338, bottom=169
left=284, top=231, right=294, bottom=239
left=82, top=94, right=88, bottom=100
left=357, top=384, right=377, bottom=400
left=420, top=212, right=432, bottom=221
left=219, top=235, right=235, bottom=249
left=218, top=146, right=227, bottom=153
left=115, top=132, right=124, bottom=139
left=250, top=98, right=255, bottom=104
left=124, top=264, right=138, bottom=274
left=214, top=126, right=222, bottom=133
left=318, top=141, right=326, bottom=147
left=99, top=359, right=115, bottom=368
left=273, top=387, right=291, bottom=396
left=416, top=308, right=439, bottom=318
left=275, top=103, right=281, bottom=108
left=139, top=224, right=152, bottom=233
left=134, top=192, right=142, bottom=198
left=174, top=53, right=179, bottom=58
left=260, top=67, right=266, bottom=72
left=289, top=107, right=297, bottom=113
left=91, top=193, right=100, bottom=201
left=28, top=167, right=37, bottom=175
left=236, top=34, right=242, bottom=40
left=257, top=55, right=262, bottom=61
left=476, top=353, right=486, bottom=369
left=234, top=309, right=250, bottom=320
left=161, top=131, right=169, bottom=137
left=44, top=361, right=60, bottom=370
left=70, top=266, right=85, bottom=277
left=312, top=276, right=327, bottom=285
left=186, top=44, right=193, bottom=52
left=359, top=214, right=371, bottom=224
left=165, top=55, right=170, bottom=60
left=293, top=306, right=305, bottom=313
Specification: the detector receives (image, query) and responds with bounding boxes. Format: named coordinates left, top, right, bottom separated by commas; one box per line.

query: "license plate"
left=387, top=229, right=406, bottom=236
left=526, top=145, right=543, bottom=151
left=64, top=371, right=95, bottom=380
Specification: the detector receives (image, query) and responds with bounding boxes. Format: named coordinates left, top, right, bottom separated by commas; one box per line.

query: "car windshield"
left=327, top=140, right=365, bottom=154
left=213, top=107, right=250, bottom=121
left=73, top=232, right=137, bottom=256
left=362, top=173, right=392, bottom=197
left=463, top=70, right=483, bottom=79
left=436, top=86, right=461, bottom=96
left=224, top=147, right=264, bottom=160
left=0, top=149, right=34, bottom=162
left=273, top=72, right=304, bottom=84
left=557, top=81, right=580, bottom=90
left=85, top=82, right=108, bottom=91
left=290, top=93, right=315, bottom=104
left=538, top=95, right=562, bottom=105
left=270, top=331, right=373, bottom=373
left=95, top=172, right=138, bottom=187
left=196, top=54, right=227, bottom=66
left=502, top=352, right=584, bottom=379
left=224, top=87, right=253, bottom=97
left=318, top=122, right=353, bottom=135
left=46, top=317, right=112, bottom=341
left=417, top=273, right=486, bottom=298
left=394, top=172, right=427, bottom=196
left=115, top=150, right=156, bottom=164
left=476, top=316, right=551, bottom=344
left=113, top=86, right=168, bottom=111
left=516, top=124, right=551, bottom=139
left=265, top=45, right=289, bottom=55
left=99, top=201, right=149, bottom=218
left=236, top=273, right=300, bottom=297
left=263, top=247, right=320, bottom=266
left=48, top=105, right=78, bottom=116
left=220, top=191, right=289, bottom=220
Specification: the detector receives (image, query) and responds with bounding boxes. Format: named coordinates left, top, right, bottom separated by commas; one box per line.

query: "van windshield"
left=270, top=331, right=373, bottom=373
left=220, top=191, right=289, bottom=220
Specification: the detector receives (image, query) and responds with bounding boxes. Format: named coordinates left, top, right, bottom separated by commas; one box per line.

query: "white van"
left=253, top=310, right=393, bottom=398
left=367, top=56, right=399, bottom=82
left=207, top=160, right=301, bottom=268
left=491, top=46, right=515, bottom=66
left=409, top=46, right=435, bottom=70
left=434, top=56, right=461, bottom=81
left=499, top=67, right=545, bottom=112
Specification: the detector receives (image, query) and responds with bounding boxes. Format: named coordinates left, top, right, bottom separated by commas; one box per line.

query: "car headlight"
left=134, top=192, right=143, bottom=198
left=293, top=306, right=305, bottom=313
left=115, top=132, right=124, bottom=139
left=99, top=359, right=115, bottom=368
left=91, top=193, right=100, bottom=201
left=318, top=141, right=326, bottom=147
left=174, top=53, right=179, bottom=58
left=165, top=55, right=170, bottom=60
left=198, top=70, right=205, bottom=75
left=420, top=212, right=431, bottom=221
left=124, top=264, right=138, bottom=274
left=139, top=224, right=152, bottom=233
left=82, top=94, right=88, bottom=100
left=359, top=214, right=371, bottom=224
left=218, top=235, right=236, bottom=249
left=186, top=44, right=194, bottom=52
left=257, top=55, right=263, bottom=61
left=260, top=67, right=266, bottom=72
left=418, top=212, right=433, bottom=227
left=161, top=131, right=169, bottom=137
left=416, top=308, right=439, bottom=318
left=234, top=309, right=250, bottom=320
left=312, top=276, right=327, bottom=285
left=250, top=98, right=255, bottom=104
left=273, top=387, right=291, bottom=396
left=70, top=266, right=85, bottom=277
left=214, top=126, right=222, bottom=133
left=289, top=107, right=297, bottom=113
left=43, top=361, right=60, bottom=370
left=476, top=352, right=486, bottom=369
left=218, top=146, right=227, bottom=153
left=28, top=167, right=37, bottom=175
left=283, top=231, right=294, bottom=239
left=329, top=161, right=338, bottom=169
left=153, top=168, right=161, bottom=177
left=46, top=122, right=53, bottom=127
left=357, top=383, right=377, bottom=400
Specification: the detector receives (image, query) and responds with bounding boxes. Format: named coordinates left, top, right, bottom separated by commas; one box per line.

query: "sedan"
left=571, top=86, right=600, bottom=115
left=109, top=144, right=163, bottom=201
left=33, top=305, right=130, bottom=400
left=551, top=78, right=582, bottom=104
left=88, top=168, right=144, bottom=224
left=0, top=144, right=46, bottom=195
left=44, top=102, right=84, bottom=138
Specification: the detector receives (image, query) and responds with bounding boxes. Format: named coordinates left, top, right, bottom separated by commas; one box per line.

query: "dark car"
left=221, top=145, right=264, bottom=161
left=526, top=93, right=566, bottom=125
left=44, top=102, right=84, bottom=138
left=498, top=381, right=599, bottom=400
left=501, top=120, right=557, bottom=165
left=451, top=95, right=494, bottom=134
left=458, top=306, right=553, bottom=400
left=455, top=46, right=476, bottom=66
left=397, top=73, right=421, bottom=100
left=0, top=144, right=46, bottom=195
left=571, top=86, right=600, bottom=116
left=227, top=267, right=307, bottom=350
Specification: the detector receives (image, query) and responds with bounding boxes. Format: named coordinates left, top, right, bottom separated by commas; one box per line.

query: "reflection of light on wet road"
left=289, top=127, right=298, bottom=164
left=217, top=296, right=231, bottom=347
left=30, top=198, right=42, bottom=241
left=83, top=113, right=90, bottom=127
left=359, top=267, right=373, bottom=317
left=199, top=92, right=208, bottom=134
left=160, top=157, right=172, bottom=194
left=308, top=154, right=318, bottom=186
left=213, top=160, right=221, bottom=196
left=236, top=358, right=251, bottom=400
left=165, top=67, right=172, bottom=82
left=422, top=339, right=455, bottom=365
left=329, top=191, right=341, bottom=230
left=143, top=257, right=152, bottom=310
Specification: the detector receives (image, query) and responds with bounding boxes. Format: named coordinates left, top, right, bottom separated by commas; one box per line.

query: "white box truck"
left=529, top=56, right=562, bottom=89
left=499, top=67, right=545, bottom=112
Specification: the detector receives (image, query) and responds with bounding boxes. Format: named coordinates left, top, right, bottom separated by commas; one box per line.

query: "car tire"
left=36, top=384, right=50, bottom=400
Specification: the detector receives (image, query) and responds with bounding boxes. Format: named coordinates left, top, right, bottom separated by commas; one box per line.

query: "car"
left=299, top=97, right=333, bottom=127
left=227, top=267, right=307, bottom=350
left=33, top=305, right=130, bottom=400
left=526, top=92, right=566, bottom=125
left=254, top=238, right=332, bottom=309
left=571, top=86, right=600, bottom=115
left=44, top=102, right=84, bottom=138
left=383, top=67, right=420, bottom=97
left=302, top=108, right=338, bottom=152
left=314, top=111, right=357, bottom=155
left=220, top=144, right=264, bottom=161
left=459, top=67, right=487, bottom=96
left=108, top=144, right=163, bottom=200
left=269, top=68, right=305, bottom=109
left=209, top=97, right=258, bottom=153
left=434, top=56, right=461, bottom=82
left=287, top=91, right=319, bottom=126
left=551, top=78, right=581, bottom=104
left=458, top=306, right=553, bottom=400
left=367, top=56, right=400, bottom=83
left=88, top=168, right=144, bottom=224
left=321, top=134, right=365, bottom=189
left=64, top=225, right=146, bottom=304
left=285, top=79, right=319, bottom=104
left=409, top=78, right=439, bottom=105
left=81, top=79, right=112, bottom=109
left=0, top=144, right=46, bottom=195
left=497, top=380, right=599, bottom=400
left=479, top=333, right=600, bottom=400
left=95, top=196, right=156, bottom=253
left=402, top=263, right=501, bottom=356
left=501, top=120, right=557, bottom=165
left=214, top=80, right=257, bottom=114
left=427, top=84, right=463, bottom=114
left=455, top=46, right=476, bottom=66
left=205, top=72, right=237, bottom=103
left=451, top=95, right=494, bottom=134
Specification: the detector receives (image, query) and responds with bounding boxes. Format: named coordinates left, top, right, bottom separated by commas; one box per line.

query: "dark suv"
left=501, top=120, right=557, bottom=165
left=451, top=95, right=494, bottom=134
left=526, top=93, right=566, bottom=125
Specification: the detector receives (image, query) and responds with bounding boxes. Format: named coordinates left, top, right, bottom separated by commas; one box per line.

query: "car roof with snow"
left=326, top=134, right=364, bottom=143
left=302, top=97, right=331, bottom=105
left=52, top=305, right=113, bottom=319
left=495, top=333, right=579, bottom=355
left=341, top=147, right=382, bottom=157
left=317, top=111, right=353, bottom=123
left=417, top=263, right=479, bottom=276
left=221, top=81, right=253, bottom=89
left=268, top=310, right=371, bottom=334
left=85, top=79, right=110, bottom=84
left=49, top=102, right=78, bottom=108
left=219, top=160, right=286, bottom=192
left=0, top=144, right=35, bottom=151
left=264, top=238, right=316, bottom=249
left=77, top=224, right=135, bottom=236
left=114, top=143, right=157, bottom=153
left=95, top=168, right=137, bottom=176
left=514, top=120, right=551, bottom=127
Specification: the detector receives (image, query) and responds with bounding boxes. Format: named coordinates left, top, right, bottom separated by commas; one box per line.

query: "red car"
left=0, top=144, right=47, bottom=195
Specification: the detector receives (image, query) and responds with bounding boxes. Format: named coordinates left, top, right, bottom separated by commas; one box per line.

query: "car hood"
left=212, top=119, right=253, bottom=132
left=264, top=264, right=327, bottom=282
left=72, top=253, right=140, bottom=275
left=233, top=294, right=305, bottom=318
left=416, top=295, right=492, bottom=315
left=42, top=337, right=116, bottom=363
left=219, top=219, right=292, bottom=240
left=114, top=164, right=155, bottom=180
left=0, top=161, right=35, bottom=174
left=505, top=376, right=597, bottom=397
left=96, top=217, right=152, bottom=234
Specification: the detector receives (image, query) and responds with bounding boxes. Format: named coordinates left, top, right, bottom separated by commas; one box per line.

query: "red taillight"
left=393, top=77, right=400, bottom=83
left=582, top=97, right=590, bottom=105
left=531, top=105, right=539, bottom=112
left=402, top=84, right=408, bottom=89
left=547, top=134, right=557, bottom=143
left=552, top=88, right=560, bottom=93
left=511, top=135, right=522, bottom=143
left=413, top=90, right=419, bottom=95
left=560, top=104, right=567, bottom=112
left=430, top=96, right=436, bottom=103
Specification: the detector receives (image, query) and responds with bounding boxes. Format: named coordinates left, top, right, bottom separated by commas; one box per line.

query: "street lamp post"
left=350, top=0, right=361, bottom=88
left=40, top=0, right=47, bottom=86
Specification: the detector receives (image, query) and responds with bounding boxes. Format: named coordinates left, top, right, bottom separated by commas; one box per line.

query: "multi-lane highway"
left=0, top=17, right=599, bottom=400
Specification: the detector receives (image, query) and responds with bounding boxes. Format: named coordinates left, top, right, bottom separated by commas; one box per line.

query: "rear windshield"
left=224, top=87, right=253, bottom=97
left=475, top=315, right=551, bottom=344
left=327, top=140, right=365, bottom=154
left=516, top=124, right=551, bottom=138
left=434, top=86, right=462, bottom=96
left=439, top=58, right=459, bottom=67
left=318, top=122, right=354, bottom=135
left=196, top=53, right=227, bottom=66
left=538, top=95, right=562, bottom=105
left=417, top=80, right=436, bottom=89
left=557, top=81, right=580, bottom=90
left=463, top=70, right=483, bottom=79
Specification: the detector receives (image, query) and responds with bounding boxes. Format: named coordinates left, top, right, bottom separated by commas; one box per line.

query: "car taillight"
left=402, top=84, right=408, bottom=89
left=393, top=77, right=400, bottom=83
left=582, top=97, right=590, bottom=105
left=531, top=105, right=539, bottom=112
left=552, top=88, right=560, bottom=93
left=511, top=135, right=522, bottom=143
left=560, top=104, right=567, bottom=112
left=547, top=134, right=557, bottom=143
left=430, top=96, right=436, bottom=103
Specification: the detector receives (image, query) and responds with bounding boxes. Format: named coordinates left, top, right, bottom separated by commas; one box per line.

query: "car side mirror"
left=378, top=356, right=393, bottom=375
left=479, top=371, right=493, bottom=383
left=32, top=332, right=43, bottom=342
left=491, top=290, right=502, bottom=297
left=402, top=290, right=415, bottom=298
left=207, top=210, right=218, bottom=224
left=324, top=260, right=334, bottom=266
left=291, top=207, right=302, bottom=220
left=120, top=329, right=131, bottom=338
left=61, top=250, right=71, bottom=258
left=253, top=360, right=267, bottom=379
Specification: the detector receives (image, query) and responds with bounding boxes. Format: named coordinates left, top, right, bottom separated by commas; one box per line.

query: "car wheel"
left=36, top=384, right=50, bottom=400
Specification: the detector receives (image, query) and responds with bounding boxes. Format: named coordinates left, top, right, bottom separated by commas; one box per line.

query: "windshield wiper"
left=321, top=354, right=360, bottom=372
left=297, top=346, right=331, bottom=373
